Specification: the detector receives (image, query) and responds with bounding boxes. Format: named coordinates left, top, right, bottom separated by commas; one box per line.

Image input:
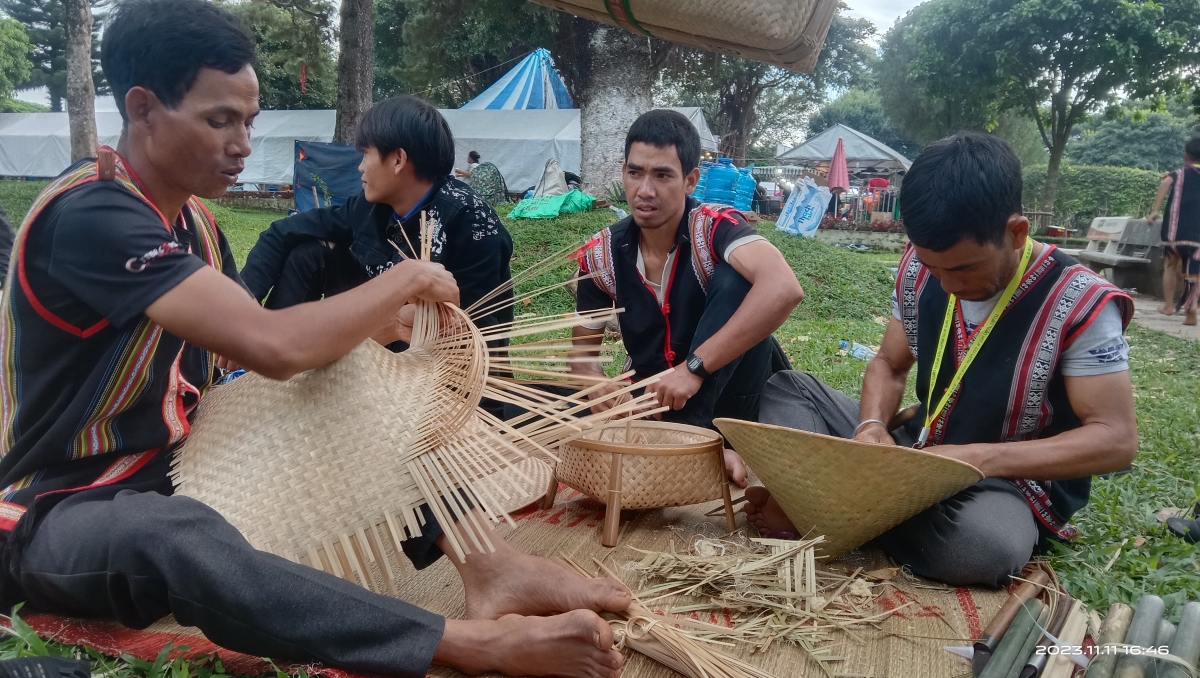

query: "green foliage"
left=1, top=96, right=46, bottom=112
left=1023, top=164, right=1163, bottom=226
left=0, top=19, right=32, bottom=100
left=807, top=88, right=920, bottom=159
left=225, top=1, right=337, bottom=110
left=372, top=0, right=408, bottom=99
left=0, top=0, right=104, bottom=112
left=1069, top=110, right=1199, bottom=172
left=655, top=6, right=877, bottom=161
left=390, top=0, right=561, bottom=107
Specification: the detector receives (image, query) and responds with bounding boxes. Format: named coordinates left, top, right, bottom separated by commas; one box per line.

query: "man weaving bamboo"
left=741, top=132, right=1138, bottom=587
left=0, top=2, right=628, bottom=677
left=571, top=110, right=804, bottom=485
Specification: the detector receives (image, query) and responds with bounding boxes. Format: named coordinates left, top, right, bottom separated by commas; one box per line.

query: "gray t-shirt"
left=891, top=292, right=1128, bottom=376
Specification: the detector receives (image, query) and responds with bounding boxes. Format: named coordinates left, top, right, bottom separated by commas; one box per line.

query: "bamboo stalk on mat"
left=1114, top=594, right=1164, bottom=678
left=1161, top=601, right=1200, bottom=678
left=979, top=598, right=1044, bottom=678
left=1043, top=599, right=1087, bottom=678
left=974, top=569, right=1051, bottom=676
left=1022, top=592, right=1074, bottom=678
left=1089, top=603, right=1134, bottom=678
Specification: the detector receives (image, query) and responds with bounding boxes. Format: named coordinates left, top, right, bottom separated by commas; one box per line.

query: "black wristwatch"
left=685, top=353, right=711, bottom=379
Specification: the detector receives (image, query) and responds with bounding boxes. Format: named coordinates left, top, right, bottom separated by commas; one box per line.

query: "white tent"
left=0, top=107, right=720, bottom=187
left=777, top=124, right=910, bottom=173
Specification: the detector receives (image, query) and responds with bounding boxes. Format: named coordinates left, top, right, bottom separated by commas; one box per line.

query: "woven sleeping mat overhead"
left=173, top=232, right=660, bottom=591
left=528, top=0, right=839, bottom=73
left=714, top=419, right=985, bottom=558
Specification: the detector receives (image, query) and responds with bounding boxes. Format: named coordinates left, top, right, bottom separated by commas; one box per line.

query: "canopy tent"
left=461, top=48, right=573, bottom=110
left=0, top=107, right=719, bottom=188
left=0, top=110, right=335, bottom=185
left=777, top=124, right=910, bottom=174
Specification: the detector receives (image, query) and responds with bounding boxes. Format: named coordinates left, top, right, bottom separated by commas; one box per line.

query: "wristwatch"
left=685, top=353, right=711, bottom=379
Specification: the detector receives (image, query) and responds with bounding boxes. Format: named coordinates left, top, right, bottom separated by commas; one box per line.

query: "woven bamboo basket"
left=528, top=0, right=839, bottom=73
left=714, top=418, right=984, bottom=558
left=552, top=421, right=735, bottom=546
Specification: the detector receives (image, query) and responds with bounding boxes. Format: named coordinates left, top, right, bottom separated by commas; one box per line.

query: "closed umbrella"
left=827, top=136, right=850, bottom=193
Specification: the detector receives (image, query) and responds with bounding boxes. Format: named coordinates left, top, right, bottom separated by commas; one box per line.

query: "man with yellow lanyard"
left=740, top=132, right=1138, bottom=587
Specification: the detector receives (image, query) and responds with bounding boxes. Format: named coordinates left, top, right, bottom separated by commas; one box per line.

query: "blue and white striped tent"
left=461, top=48, right=574, bottom=110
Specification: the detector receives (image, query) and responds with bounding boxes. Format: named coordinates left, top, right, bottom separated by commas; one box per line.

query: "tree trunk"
left=574, top=21, right=652, bottom=198
left=1039, top=135, right=1067, bottom=217
left=718, top=85, right=759, bottom=165
left=64, top=0, right=97, bottom=162
left=333, top=0, right=374, bottom=144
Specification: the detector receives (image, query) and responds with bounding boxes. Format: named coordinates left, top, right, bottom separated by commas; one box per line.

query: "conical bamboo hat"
left=714, top=419, right=984, bottom=558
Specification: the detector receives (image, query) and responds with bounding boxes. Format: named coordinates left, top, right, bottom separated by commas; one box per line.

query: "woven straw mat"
left=714, top=418, right=984, bottom=558
left=556, top=421, right=724, bottom=510
left=527, top=0, right=839, bottom=72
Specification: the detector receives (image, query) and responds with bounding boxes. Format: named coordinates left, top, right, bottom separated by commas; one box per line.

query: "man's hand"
left=1147, top=211, right=1159, bottom=223
left=370, top=303, right=417, bottom=346
left=586, top=382, right=631, bottom=415
left=215, top=355, right=241, bottom=372
left=647, top=364, right=703, bottom=411
left=391, top=259, right=460, bottom=307
left=852, top=421, right=893, bottom=445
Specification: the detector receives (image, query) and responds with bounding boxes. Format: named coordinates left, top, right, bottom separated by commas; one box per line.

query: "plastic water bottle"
left=839, top=341, right=876, bottom=360
left=705, top=158, right=738, bottom=207
left=693, top=161, right=712, bottom=200
left=733, top=166, right=756, bottom=211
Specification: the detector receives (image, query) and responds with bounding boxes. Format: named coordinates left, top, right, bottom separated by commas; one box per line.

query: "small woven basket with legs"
left=550, top=421, right=735, bottom=547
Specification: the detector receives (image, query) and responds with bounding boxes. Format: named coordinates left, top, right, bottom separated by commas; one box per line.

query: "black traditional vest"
left=897, top=243, right=1133, bottom=538
left=1163, top=166, right=1200, bottom=248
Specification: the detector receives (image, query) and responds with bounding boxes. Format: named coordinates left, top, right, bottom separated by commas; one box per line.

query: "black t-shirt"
left=0, top=170, right=241, bottom=522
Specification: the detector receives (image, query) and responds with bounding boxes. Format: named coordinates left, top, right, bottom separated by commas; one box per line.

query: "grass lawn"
left=0, top=183, right=1196, bottom=663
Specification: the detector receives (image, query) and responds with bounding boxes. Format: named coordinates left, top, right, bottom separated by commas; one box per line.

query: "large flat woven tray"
left=714, top=418, right=984, bottom=558
left=528, top=0, right=839, bottom=72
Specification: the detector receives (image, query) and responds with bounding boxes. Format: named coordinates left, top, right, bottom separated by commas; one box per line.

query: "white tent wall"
left=0, top=106, right=717, bottom=187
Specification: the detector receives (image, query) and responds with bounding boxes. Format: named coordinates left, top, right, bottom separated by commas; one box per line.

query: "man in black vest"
left=744, top=133, right=1138, bottom=587
left=570, top=110, right=804, bottom=485
left=1147, top=137, right=1200, bottom=325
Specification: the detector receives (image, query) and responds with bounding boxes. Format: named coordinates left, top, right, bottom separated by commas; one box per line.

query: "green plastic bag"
left=510, top=190, right=596, bottom=219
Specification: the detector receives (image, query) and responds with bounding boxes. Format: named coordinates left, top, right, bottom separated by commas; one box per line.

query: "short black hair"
left=355, top=95, right=455, bottom=182
left=900, top=131, right=1023, bottom=252
left=625, top=109, right=701, bottom=176
left=102, top=0, right=256, bottom=123
left=468, top=151, right=480, bottom=162
left=1186, top=137, right=1200, bottom=160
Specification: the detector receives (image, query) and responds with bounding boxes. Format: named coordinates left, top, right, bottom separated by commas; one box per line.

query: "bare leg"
left=435, top=610, right=624, bottom=678
left=1161, top=253, right=1181, bottom=315
left=742, top=486, right=797, bottom=536
left=437, top=512, right=631, bottom=621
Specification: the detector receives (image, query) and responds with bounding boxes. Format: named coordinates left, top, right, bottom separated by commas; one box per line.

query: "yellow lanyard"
left=918, top=239, right=1034, bottom=447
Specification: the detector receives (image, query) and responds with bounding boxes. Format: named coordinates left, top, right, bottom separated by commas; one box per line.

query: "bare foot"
left=457, top=542, right=631, bottom=620
left=1186, top=311, right=1198, bottom=326
left=436, top=609, right=624, bottom=678
left=724, top=448, right=748, bottom=488
left=742, top=486, right=798, bottom=537
left=1158, top=304, right=1175, bottom=316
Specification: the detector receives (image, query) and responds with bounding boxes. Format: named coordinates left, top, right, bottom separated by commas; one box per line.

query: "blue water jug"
left=733, top=166, right=756, bottom=211
left=693, top=160, right=712, bottom=198
left=705, top=158, right=738, bottom=207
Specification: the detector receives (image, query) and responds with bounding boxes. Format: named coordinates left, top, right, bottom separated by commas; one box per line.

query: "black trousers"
left=262, top=239, right=367, bottom=310
left=662, top=264, right=791, bottom=430
left=12, top=487, right=447, bottom=678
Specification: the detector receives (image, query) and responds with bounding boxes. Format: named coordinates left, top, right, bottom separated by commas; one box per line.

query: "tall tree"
left=556, top=18, right=652, bottom=195
left=0, top=18, right=32, bottom=104
left=907, top=0, right=1200, bottom=210
left=333, top=0, right=373, bottom=142
left=228, top=0, right=337, bottom=109
left=1068, top=108, right=1199, bottom=172
left=655, top=7, right=875, bottom=164
left=0, top=0, right=102, bottom=112
left=62, top=0, right=94, bottom=161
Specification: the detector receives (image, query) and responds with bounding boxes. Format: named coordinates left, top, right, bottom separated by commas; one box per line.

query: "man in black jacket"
left=241, top=96, right=513, bottom=350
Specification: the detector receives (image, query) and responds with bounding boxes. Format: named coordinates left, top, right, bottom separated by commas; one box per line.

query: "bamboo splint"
left=172, top=214, right=660, bottom=592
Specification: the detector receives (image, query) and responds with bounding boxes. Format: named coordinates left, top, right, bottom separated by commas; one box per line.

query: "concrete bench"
left=1075, top=217, right=1162, bottom=296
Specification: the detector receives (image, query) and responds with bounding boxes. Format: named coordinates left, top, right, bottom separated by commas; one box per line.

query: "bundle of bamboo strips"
left=623, top=536, right=905, bottom=677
